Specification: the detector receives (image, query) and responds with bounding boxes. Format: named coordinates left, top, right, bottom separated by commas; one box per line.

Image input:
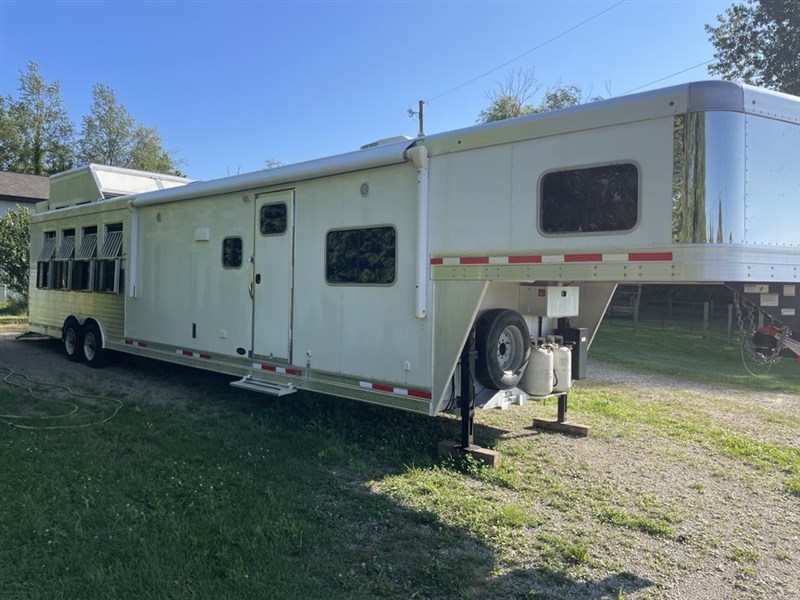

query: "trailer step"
left=230, top=375, right=297, bottom=397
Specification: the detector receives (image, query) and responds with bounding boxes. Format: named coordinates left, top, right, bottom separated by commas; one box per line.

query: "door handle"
left=255, top=274, right=262, bottom=284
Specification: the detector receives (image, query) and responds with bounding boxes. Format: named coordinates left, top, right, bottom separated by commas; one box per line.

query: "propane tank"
left=519, top=342, right=554, bottom=396
left=552, top=344, right=572, bottom=393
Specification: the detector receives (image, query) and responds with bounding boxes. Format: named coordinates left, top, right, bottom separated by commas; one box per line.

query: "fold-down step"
left=230, top=375, right=297, bottom=397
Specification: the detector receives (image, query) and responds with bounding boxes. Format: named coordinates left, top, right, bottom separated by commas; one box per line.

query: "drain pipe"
left=406, top=145, right=429, bottom=319
left=127, top=199, right=139, bottom=298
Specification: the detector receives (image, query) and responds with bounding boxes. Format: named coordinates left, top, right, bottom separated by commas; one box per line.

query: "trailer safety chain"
left=733, top=293, right=787, bottom=371
left=0, top=363, right=123, bottom=430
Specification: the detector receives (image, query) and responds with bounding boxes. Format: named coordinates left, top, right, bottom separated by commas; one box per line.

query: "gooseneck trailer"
left=27, top=81, right=800, bottom=454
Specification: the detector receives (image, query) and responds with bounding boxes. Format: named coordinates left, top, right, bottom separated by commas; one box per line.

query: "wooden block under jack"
left=437, top=440, right=502, bottom=469
left=532, top=418, right=591, bottom=437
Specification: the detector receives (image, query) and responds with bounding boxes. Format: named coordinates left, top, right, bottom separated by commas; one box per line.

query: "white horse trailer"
left=28, top=81, right=800, bottom=454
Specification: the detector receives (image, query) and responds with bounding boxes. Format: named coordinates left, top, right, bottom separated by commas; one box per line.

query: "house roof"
left=0, top=171, right=50, bottom=203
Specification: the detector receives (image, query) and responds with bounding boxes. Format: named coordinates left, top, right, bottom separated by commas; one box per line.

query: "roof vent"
left=360, top=136, right=412, bottom=150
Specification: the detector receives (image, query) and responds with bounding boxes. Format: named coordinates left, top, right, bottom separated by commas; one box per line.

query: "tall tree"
left=706, top=0, right=800, bottom=95
left=78, top=83, right=136, bottom=167
left=78, top=83, right=181, bottom=174
left=0, top=205, right=32, bottom=300
left=0, top=61, right=75, bottom=175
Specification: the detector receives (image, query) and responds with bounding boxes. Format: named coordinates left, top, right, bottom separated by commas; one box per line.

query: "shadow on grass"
left=3, top=335, right=655, bottom=599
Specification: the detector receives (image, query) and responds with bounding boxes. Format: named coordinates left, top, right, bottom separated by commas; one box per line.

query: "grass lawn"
left=0, top=299, right=27, bottom=324
left=1, top=324, right=798, bottom=599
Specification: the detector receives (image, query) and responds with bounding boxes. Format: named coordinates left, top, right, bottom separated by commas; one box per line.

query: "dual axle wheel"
left=63, top=320, right=108, bottom=368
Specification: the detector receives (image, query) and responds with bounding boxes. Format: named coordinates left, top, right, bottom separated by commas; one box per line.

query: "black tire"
left=82, top=322, right=109, bottom=368
left=63, top=320, right=85, bottom=363
left=474, top=308, right=531, bottom=390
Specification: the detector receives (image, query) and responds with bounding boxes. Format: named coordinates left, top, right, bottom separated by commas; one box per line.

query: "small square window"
left=222, top=237, right=243, bottom=269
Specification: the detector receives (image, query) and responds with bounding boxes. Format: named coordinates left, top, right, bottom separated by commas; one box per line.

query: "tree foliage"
left=0, top=61, right=74, bottom=175
left=477, top=69, right=595, bottom=123
left=0, top=205, right=32, bottom=299
left=1, top=62, right=182, bottom=176
left=706, top=0, right=800, bottom=95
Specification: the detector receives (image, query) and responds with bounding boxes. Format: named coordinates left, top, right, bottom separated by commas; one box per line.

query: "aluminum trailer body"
left=28, top=81, right=800, bottom=416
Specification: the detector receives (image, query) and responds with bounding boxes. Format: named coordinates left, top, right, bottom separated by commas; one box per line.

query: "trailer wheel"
left=82, top=322, right=109, bottom=369
left=474, top=308, right=531, bottom=390
left=63, top=320, right=84, bottom=363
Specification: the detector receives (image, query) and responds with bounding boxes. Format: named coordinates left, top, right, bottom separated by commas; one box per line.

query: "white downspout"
left=406, top=145, right=429, bottom=319
left=127, top=200, right=139, bottom=298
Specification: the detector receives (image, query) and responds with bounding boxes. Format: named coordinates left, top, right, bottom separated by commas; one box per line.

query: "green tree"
left=477, top=69, right=596, bottom=123
left=0, top=61, right=75, bottom=175
left=78, top=83, right=181, bottom=173
left=0, top=205, right=32, bottom=299
left=706, top=0, right=800, bottom=95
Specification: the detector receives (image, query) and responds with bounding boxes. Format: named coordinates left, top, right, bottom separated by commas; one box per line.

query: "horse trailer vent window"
left=222, top=237, right=243, bottom=269
left=326, top=226, right=396, bottom=285
left=540, top=163, right=639, bottom=234
left=260, top=203, right=287, bottom=235
left=36, top=232, right=57, bottom=289
left=75, top=228, right=98, bottom=291
left=98, top=225, right=123, bottom=294
left=38, top=234, right=56, bottom=261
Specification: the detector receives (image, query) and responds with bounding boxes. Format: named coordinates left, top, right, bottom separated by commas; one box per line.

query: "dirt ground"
left=2, top=323, right=799, bottom=599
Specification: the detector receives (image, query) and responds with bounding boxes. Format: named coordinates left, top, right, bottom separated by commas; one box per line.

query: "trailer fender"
left=474, top=308, right=531, bottom=390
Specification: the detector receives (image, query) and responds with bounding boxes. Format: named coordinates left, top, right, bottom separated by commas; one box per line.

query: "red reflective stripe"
left=124, top=339, right=134, bottom=345
left=408, top=389, right=433, bottom=400
left=181, top=350, right=193, bottom=357
left=508, top=255, right=542, bottom=264
left=564, top=253, right=603, bottom=262
left=373, top=383, right=394, bottom=393
left=628, top=252, right=673, bottom=261
left=286, top=368, right=302, bottom=376
left=199, top=354, right=211, bottom=360
left=460, top=256, right=489, bottom=264
left=430, top=257, right=444, bottom=265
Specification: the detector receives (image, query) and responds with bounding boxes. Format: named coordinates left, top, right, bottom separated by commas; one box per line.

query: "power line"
left=618, top=59, right=716, bottom=96
left=424, top=0, right=627, bottom=104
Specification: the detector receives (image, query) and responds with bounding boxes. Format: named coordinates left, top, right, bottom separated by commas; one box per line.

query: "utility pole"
left=408, top=100, right=425, bottom=138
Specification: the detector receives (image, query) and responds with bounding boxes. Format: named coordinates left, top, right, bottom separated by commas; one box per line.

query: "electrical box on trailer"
left=520, top=286, right=579, bottom=318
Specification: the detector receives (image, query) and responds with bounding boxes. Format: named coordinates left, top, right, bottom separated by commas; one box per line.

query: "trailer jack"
left=754, top=326, right=800, bottom=362
left=438, top=329, right=502, bottom=469
left=532, top=393, right=591, bottom=437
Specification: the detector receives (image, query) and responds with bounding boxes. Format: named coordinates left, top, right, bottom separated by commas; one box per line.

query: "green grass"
left=2, top=325, right=799, bottom=598
left=0, top=298, right=27, bottom=324
left=591, top=322, right=800, bottom=394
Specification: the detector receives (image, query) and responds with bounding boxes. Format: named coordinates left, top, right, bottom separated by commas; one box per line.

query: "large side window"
left=36, top=231, right=56, bottom=289
left=98, top=224, right=124, bottom=294
left=74, top=226, right=98, bottom=291
left=326, top=226, right=396, bottom=285
left=540, top=163, right=639, bottom=234
left=54, top=229, right=76, bottom=290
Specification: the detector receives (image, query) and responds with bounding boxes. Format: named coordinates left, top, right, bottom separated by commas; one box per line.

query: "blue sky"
left=1, top=0, right=729, bottom=180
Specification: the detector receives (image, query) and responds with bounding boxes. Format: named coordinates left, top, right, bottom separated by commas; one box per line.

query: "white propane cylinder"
left=519, top=344, right=554, bottom=396
left=552, top=344, right=572, bottom=393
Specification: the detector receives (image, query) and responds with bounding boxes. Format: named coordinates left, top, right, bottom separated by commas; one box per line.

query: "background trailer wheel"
left=475, top=308, right=531, bottom=390
left=82, top=322, right=109, bottom=368
left=63, top=319, right=84, bottom=363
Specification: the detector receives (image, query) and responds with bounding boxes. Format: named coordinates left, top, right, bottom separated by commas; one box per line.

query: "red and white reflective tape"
left=359, top=380, right=432, bottom=400
left=431, top=251, right=673, bottom=266
left=177, top=349, right=212, bottom=360
left=252, top=362, right=303, bottom=376
left=122, top=339, right=148, bottom=348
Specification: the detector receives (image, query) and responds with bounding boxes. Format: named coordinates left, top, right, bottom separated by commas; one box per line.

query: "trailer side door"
left=252, top=189, right=294, bottom=361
